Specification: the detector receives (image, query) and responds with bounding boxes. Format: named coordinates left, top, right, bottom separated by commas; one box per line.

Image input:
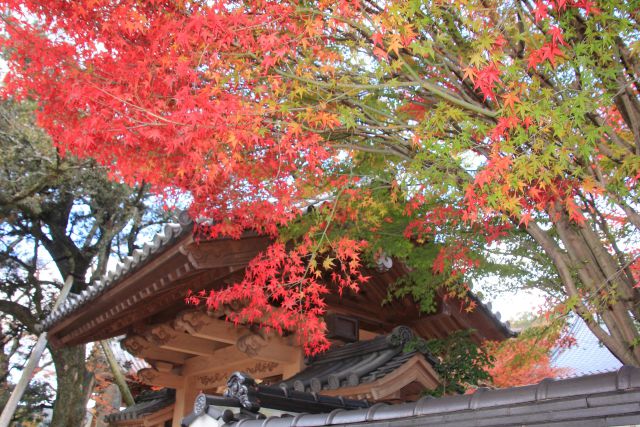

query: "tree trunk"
left=527, top=207, right=640, bottom=367
left=50, top=345, right=88, bottom=427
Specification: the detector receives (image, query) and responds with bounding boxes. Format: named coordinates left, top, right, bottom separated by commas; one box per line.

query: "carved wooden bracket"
left=121, top=334, right=190, bottom=365
left=174, top=310, right=249, bottom=345
left=175, top=311, right=209, bottom=334
left=236, top=332, right=268, bottom=357
left=121, top=335, right=151, bottom=355
left=137, top=368, right=157, bottom=384
left=147, top=324, right=178, bottom=346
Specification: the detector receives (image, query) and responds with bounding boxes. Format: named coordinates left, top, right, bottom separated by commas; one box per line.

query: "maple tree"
left=1, top=0, right=639, bottom=363
left=485, top=318, right=573, bottom=387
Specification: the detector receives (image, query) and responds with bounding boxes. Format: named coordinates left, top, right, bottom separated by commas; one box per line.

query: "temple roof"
left=551, top=316, right=622, bottom=377
left=279, top=326, right=439, bottom=400
left=43, top=215, right=513, bottom=349
left=182, top=367, right=640, bottom=427
left=105, top=388, right=175, bottom=424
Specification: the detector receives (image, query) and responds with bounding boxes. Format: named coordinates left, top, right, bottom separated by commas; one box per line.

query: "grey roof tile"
left=105, top=388, right=175, bottom=423
left=467, top=292, right=513, bottom=338
left=181, top=367, right=640, bottom=427
left=280, top=326, right=435, bottom=394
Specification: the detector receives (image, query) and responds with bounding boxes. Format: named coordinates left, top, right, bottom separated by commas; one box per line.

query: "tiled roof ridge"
left=135, top=387, right=176, bottom=403
left=183, top=366, right=640, bottom=426
left=41, top=218, right=192, bottom=331
left=309, top=326, right=416, bottom=364
left=466, top=291, right=514, bottom=338
left=105, top=387, right=176, bottom=423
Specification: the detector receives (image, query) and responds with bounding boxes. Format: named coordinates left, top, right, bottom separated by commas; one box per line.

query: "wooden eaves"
left=43, top=215, right=512, bottom=349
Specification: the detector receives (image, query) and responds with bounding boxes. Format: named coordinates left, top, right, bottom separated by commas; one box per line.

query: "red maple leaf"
left=371, top=31, right=384, bottom=47
left=533, top=0, right=550, bottom=22
left=473, top=63, right=502, bottom=101
left=548, top=26, right=568, bottom=46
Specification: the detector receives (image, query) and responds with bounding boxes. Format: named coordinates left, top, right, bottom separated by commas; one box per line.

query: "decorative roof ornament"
left=386, top=325, right=414, bottom=347
left=224, top=372, right=261, bottom=413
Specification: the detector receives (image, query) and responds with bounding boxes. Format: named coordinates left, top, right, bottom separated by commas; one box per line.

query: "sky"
left=487, top=288, right=546, bottom=323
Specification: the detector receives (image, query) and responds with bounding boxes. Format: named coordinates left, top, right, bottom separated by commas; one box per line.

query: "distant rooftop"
left=551, top=316, right=622, bottom=377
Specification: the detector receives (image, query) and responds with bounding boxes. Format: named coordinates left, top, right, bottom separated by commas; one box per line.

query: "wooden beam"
left=176, top=311, right=302, bottom=363
left=121, top=335, right=189, bottom=365
left=182, top=346, right=253, bottom=376
left=171, top=376, right=203, bottom=427
left=146, top=323, right=227, bottom=356
left=193, top=360, right=282, bottom=390
left=137, top=368, right=183, bottom=389
left=181, top=336, right=301, bottom=379
left=179, top=236, right=270, bottom=269
left=155, top=361, right=175, bottom=373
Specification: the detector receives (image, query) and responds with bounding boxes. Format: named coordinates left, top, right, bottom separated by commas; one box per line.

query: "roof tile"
left=184, top=368, right=640, bottom=427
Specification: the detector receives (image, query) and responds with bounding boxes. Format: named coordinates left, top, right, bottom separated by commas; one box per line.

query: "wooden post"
left=0, top=275, right=75, bottom=427
left=100, top=340, right=135, bottom=407
left=172, top=376, right=200, bottom=427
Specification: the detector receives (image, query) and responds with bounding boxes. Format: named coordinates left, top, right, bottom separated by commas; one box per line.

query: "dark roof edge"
left=105, top=388, right=176, bottom=423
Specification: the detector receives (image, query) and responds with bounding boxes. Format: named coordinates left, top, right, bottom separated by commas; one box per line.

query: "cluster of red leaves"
left=0, top=0, right=370, bottom=351
left=402, top=200, right=509, bottom=306
left=630, top=250, right=640, bottom=288
left=0, top=0, right=344, bottom=239
left=529, top=0, right=600, bottom=68
left=0, top=0, right=612, bottom=356
left=485, top=329, right=572, bottom=388
left=403, top=205, right=460, bottom=240
left=534, top=0, right=600, bottom=23
left=187, top=236, right=369, bottom=354
left=432, top=244, right=480, bottom=278
left=464, top=63, right=502, bottom=101
left=462, top=31, right=508, bottom=101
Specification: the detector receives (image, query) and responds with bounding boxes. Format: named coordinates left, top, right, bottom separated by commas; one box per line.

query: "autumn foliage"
left=485, top=330, right=571, bottom=388
left=1, top=0, right=639, bottom=360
